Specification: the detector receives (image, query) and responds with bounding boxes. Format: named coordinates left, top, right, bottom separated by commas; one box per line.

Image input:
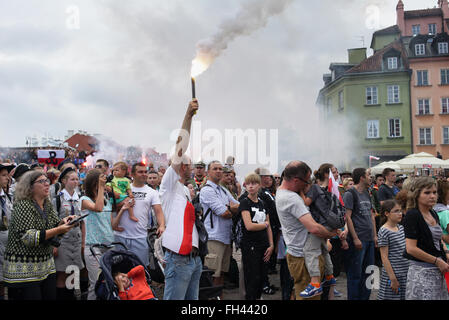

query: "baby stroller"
left=147, top=227, right=224, bottom=300
left=90, top=242, right=157, bottom=300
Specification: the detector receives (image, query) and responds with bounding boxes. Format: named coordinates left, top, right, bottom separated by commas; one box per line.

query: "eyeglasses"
left=296, top=177, right=311, bottom=185
left=34, top=178, right=51, bottom=185
left=274, top=177, right=281, bottom=180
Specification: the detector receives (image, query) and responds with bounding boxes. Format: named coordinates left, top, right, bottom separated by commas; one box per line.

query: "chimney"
left=396, top=0, right=405, bottom=35
left=348, top=48, right=367, bottom=65
left=440, top=0, right=449, bottom=22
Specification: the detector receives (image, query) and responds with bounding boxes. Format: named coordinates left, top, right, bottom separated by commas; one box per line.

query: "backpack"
left=190, top=193, right=209, bottom=259
left=232, top=196, right=265, bottom=250
left=310, top=186, right=346, bottom=230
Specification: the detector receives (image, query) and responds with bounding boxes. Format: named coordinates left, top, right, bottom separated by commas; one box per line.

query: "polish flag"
left=369, top=155, right=380, bottom=161
left=328, top=168, right=344, bottom=206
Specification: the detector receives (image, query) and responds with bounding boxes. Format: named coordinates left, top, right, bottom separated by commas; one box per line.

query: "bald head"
left=283, top=161, right=311, bottom=182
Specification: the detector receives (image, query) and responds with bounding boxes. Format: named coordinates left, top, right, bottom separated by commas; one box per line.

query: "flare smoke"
left=191, top=0, right=294, bottom=77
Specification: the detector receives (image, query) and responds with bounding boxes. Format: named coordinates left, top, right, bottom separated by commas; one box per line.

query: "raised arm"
left=172, top=99, right=199, bottom=174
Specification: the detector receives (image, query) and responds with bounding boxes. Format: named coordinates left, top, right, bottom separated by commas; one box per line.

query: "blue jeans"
left=163, top=251, right=202, bottom=300
left=344, top=238, right=375, bottom=300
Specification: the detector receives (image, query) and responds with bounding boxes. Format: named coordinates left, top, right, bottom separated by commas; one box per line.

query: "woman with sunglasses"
left=3, top=171, right=76, bottom=300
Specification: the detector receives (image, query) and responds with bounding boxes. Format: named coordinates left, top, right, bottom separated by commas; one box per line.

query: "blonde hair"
left=113, top=161, right=128, bottom=171
left=244, top=173, right=261, bottom=185
left=343, top=178, right=353, bottom=189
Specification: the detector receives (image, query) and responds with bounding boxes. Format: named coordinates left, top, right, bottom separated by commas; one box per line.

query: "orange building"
left=397, top=0, right=449, bottom=158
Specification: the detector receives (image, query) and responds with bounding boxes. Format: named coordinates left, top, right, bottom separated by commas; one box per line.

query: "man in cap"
left=192, top=161, right=207, bottom=190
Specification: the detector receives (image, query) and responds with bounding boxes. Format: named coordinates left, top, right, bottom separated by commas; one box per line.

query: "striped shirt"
left=378, top=225, right=409, bottom=276
left=377, top=225, right=409, bottom=300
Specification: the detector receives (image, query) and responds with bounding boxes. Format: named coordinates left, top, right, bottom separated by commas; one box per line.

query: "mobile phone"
left=68, top=213, right=90, bottom=225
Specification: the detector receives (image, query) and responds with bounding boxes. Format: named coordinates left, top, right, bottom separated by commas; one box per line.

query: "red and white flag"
left=328, top=168, right=344, bottom=206
left=369, top=155, right=380, bottom=161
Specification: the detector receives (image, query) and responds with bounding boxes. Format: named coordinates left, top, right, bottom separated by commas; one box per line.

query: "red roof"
left=346, top=40, right=408, bottom=74
left=64, top=134, right=98, bottom=154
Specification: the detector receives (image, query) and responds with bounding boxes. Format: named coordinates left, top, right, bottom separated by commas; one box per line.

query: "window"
left=415, top=43, right=425, bottom=55
left=419, top=128, right=432, bottom=145
left=367, top=120, right=380, bottom=138
left=417, top=70, right=429, bottom=86
left=444, top=127, right=449, bottom=144
left=338, top=90, right=344, bottom=111
left=387, top=57, right=398, bottom=69
left=439, top=42, right=449, bottom=54
left=418, top=99, right=431, bottom=115
left=366, top=87, right=378, bottom=105
left=442, top=98, right=449, bottom=114
left=428, top=23, right=437, bottom=35
left=412, top=25, right=421, bottom=35
left=387, top=85, right=400, bottom=103
left=388, top=119, right=401, bottom=138
left=441, top=69, right=449, bottom=85
left=325, top=97, right=332, bottom=117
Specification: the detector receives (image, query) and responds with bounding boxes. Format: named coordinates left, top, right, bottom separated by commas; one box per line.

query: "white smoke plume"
left=191, top=0, right=294, bottom=77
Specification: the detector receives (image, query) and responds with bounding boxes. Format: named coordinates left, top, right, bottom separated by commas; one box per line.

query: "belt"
left=165, top=247, right=200, bottom=258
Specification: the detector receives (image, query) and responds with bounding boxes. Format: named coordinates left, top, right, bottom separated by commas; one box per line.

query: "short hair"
left=96, top=159, right=109, bottom=168
left=437, top=179, right=449, bottom=205
left=352, top=168, right=366, bottom=185
left=131, top=162, right=147, bottom=174
left=283, top=161, right=311, bottom=182
left=148, top=170, right=158, bottom=175
left=342, top=178, right=353, bottom=189
left=375, top=174, right=384, bottom=180
left=244, top=173, right=261, bottom=185
left=382, top=168, right=395, bottom=178
left=207, top=160, right=222, bottom=171
left=113, top=161, right=128, bottom=171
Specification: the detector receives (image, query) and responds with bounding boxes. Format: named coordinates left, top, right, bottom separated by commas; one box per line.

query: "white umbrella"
left=370, top=161, right=402, bottom=175
left=395, top=152, right=448, bottom=170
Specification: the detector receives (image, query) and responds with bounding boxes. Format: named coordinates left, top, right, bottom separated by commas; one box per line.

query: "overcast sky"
left=0, top=0, right=438, bottom=172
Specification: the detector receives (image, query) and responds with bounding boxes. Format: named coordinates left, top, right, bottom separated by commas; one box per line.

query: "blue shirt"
left=199, top=181, right=239, bottom=245
left=80, top=196, right=114, bottom=245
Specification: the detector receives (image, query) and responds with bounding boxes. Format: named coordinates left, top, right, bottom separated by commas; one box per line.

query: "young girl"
left=377, top=199, right=409, bottom=300
left=239, top=173, right=274, bottom=300
left=52, top=167, right=84, bottom=300
left=113, top=265, right=156, bottom=300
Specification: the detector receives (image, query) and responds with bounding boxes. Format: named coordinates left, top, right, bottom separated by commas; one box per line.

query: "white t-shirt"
left=114, top=184, right=161, bottom=239
left=160, top=166, right=199, bottom=254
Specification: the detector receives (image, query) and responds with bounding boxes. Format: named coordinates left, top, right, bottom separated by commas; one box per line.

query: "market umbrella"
left=395, top=152, right=448, bottom=171
left=370, top=161, right=402, bottom=175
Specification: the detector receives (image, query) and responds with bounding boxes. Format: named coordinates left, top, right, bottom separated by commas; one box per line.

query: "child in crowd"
left=301, top=164, right=341, bottom=298
left=106, top=162, right=137, bottom=223
left=113, top=265, right=155, bottom=300
left=239, top=173, right=274, bottom=300
left=377, top=200, right=409, bottom=300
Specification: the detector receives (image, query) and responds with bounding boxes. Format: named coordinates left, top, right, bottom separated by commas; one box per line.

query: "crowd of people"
left=1, top=99, right=449, bottom=301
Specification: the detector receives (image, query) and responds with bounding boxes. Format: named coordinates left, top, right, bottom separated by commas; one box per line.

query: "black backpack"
left=310, top=186, right=346, bottom=230
left=190, top=194, right=209, bottom=259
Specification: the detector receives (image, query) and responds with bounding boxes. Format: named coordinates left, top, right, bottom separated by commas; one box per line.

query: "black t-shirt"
left=377, top=184, right=396, bottom=202
left=259, top=188, right=281, bottom=231
left=238, top=197, right=269, bottom=248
